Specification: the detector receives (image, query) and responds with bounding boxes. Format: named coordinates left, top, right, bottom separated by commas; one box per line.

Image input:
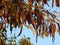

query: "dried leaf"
left=32, top=30, right=36, bottom=36
left=45, top=32, right=48, bottom=37
left=24, top=24, right=33, bottom=31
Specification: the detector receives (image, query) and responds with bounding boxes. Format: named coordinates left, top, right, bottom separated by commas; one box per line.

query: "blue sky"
left=5, top=0, right=60, bottom=45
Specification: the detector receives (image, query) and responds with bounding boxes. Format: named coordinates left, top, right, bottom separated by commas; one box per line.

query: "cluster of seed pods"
left=0, top=0, right=60, bottom=43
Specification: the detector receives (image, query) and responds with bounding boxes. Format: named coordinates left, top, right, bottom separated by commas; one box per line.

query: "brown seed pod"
left=52, top=0, right=54, bottom=7
left=21, top=10, right=26, bottom=23
left=56, top=23, right=60, bottom=35
left=0, top=9, right=3, bottom=17
left=28, top=0, right=33, bottom=5
left=56, top=0, right=59, bottom=7
left=50, top=23, right=56, bottom=43
left=41, top=0, right=49, bottom=6
left=18, top=25, right=23, bottom=36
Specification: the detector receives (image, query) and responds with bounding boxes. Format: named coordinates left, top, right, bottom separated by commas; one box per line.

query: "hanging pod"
left=56, top=23, right=60, bottom=35
left=18, top=0, right=22, bottom=7
left=43, top=23, right=49, bottom=37
left=56, top=0, right=59, bottom=7
left=37, top=12, right=41, bottom=26
left=38, top=12, right=44, bottom=25
left=42, top=0, right=47, bottom=4
left=28, top=10, right=35, bottom=27
left=0, top=23, right=3, bottom=30
left=36, top=30, right=38, bottom=43
left=10, top=16, right=13, bottom=34
left=0, top=18, right=3, bottom=30
left=16, top=9, right=19, bottom=23
left=18, top=0, right=21, bottom=3
left=28, top=0, right=33, bottom=5
left=52, top=0, right=54, bottom=7
left=50, top=23, right=56, bottom=43
left=0, top=38, right=3, bottom=45
left=41, top=0, right=49, bottom=6
left=0, top=7, right=3, bottom=17
left=17, top=25, right=23, bottom=36
left=36, top=0, right=41, bottom=2
left=10, top=21, right=12, bottom=34
left=21, top=9, right=26, bottom=23
left=4, top=6, right=8, bottom=18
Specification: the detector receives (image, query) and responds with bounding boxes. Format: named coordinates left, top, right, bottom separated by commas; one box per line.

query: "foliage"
left=19, top=37, right=33, bottom=45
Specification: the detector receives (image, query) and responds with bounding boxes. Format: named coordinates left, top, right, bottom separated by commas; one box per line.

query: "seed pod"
left=56, top=23, right=60, bottom=35
left=0, top=18, right=3, bottom=30
left=16, top=9, right=19, bottom=23
left=36, top=30, right=38, bottom=43
left=21, top=10, right=26, bottom=23
left=56, top=0, right=59, bottom=7
left=52, top=0, right=54, bottom=7
left=42, top=0, right=49, bottom=6
left=27, top=10, right=35, bottom=27
left=0, top=9, right=3, bottom=17
left=18, top=25, right=23, bottom=36
left=36, top=0, right=41, bottom=2
left=0, top=38, right=3, bottom=45
left=30, top=11, right=35, bottom=26
left=4, top=6, right=8, bottom=18
left=10, top=17, right=12, bottom=34
left=37, top=12, right=44, bottom=26
left=50, top=23, right=56, bottom=43
left=29, top=0, right=33, bottom=5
